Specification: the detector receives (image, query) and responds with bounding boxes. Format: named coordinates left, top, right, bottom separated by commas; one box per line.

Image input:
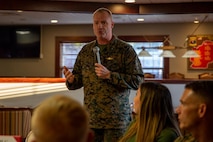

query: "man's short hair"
left=185, top=81, right=213, bottom=105
left=31, top=95, right=89, bottom=142
left=93, top=7, right=112, bottom=18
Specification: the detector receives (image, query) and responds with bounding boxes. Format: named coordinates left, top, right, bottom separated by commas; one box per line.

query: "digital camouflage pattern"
left=91, top=128, right=126, bottom=142
left=66, top=35, right=143, bottom=129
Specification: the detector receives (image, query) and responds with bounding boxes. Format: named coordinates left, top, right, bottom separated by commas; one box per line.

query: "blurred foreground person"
left=31, top=95, right=94, bottom=142
left=176, top=81, right=213, bottom=142
left=119, top=82, right=181, bottom=142
left=25, top=131, right=35, bottom=142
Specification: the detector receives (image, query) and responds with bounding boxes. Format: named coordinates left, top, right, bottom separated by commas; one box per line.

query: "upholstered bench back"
left=0, top=108, right=32, bottom=140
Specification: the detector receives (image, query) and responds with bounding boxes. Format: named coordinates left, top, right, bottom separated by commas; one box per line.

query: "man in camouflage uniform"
left=63, top=7, right=143, bottom=142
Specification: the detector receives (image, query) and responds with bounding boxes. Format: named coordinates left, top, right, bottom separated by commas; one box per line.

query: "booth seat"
left=0, top=108, right=32, bottom=141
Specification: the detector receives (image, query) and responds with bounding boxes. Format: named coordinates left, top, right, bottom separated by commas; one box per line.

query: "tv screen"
left=0, top=25, right=41, bottom=58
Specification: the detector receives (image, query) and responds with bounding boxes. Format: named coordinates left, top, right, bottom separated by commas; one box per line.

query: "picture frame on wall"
left=187, top=35, right=213, bottom=70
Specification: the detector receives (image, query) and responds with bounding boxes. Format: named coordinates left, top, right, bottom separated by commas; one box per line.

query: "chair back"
left=198, top=72, right=213, bottom=79
left=144, top=73, right=155, bottom=78
left=169, top=72, right=185, bottom=79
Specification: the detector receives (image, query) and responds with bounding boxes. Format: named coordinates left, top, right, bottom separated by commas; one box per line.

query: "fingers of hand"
left=63, top=66, right=68, bottom=71
left=95, top=66, right=102, bottom=75
left=65, top=71, right=71, bottom=78
left=95, top=66, right=108, bottom=78
left=63, top=68, right=71, bottom=78
left=63, top=66, right=69, bottom=75
left=65, top=72, right=74, bottom=83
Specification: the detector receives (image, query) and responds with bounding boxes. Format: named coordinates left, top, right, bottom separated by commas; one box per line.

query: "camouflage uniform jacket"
left=66, top=35, right=144, bottom=129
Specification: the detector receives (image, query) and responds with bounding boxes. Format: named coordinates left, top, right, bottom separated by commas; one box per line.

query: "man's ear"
left=198, top=103, right=207, bottom=118
left=87, top=129, right=95, bottom=142
left=111, top=22, right=114, bottom=29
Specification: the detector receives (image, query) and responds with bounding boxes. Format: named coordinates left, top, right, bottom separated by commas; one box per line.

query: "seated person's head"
left=31, top=95, right=93, bottom=142
left=122, top=82, right=181, bottom=141
left=176, top=81, right=213, bottom=132
left=134, top=82, right=175, bottom=119
left=133, top=82, right=180, bottom=133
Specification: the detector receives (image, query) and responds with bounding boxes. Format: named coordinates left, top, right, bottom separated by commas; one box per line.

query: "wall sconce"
left=159, top=50, right=176, bottom=58
left=138, top=47, right=152, bottom=57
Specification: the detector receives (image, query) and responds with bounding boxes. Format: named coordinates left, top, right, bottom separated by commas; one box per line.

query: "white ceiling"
left=0, top=0, right=212, bottom=25
left=0, top=10, right=212, bottom=25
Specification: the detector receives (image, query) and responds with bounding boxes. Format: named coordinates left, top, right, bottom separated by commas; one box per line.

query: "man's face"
left=176, top=88, right=201, bottom=131
left=93, top=11, right=114, bottom=41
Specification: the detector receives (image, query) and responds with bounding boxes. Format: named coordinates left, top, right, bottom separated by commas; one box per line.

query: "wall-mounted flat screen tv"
left=0, top=25, right=41, bottom=58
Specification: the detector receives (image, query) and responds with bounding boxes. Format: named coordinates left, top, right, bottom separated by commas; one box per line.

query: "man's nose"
left=175, top=106, right=180, bottom=114
left=97, top=23, right=103, bottom=28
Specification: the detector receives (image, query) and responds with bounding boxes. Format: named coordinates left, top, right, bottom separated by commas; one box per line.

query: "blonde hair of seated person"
left=119, top=82, right=181, bottom=142
left=31, top=95, right=93, bottom=142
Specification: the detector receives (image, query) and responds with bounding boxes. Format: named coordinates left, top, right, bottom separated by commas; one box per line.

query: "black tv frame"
left=0, top=25, right=41, bottom=59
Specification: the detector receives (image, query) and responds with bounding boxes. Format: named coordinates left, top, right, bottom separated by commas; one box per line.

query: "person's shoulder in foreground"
left=174, top=133, right=197, bottom=142
left=31, top=94, right=94, bottom=142
left=25, top=130, right=35, bottom=142
left=157, top=127, right=180, bottom=142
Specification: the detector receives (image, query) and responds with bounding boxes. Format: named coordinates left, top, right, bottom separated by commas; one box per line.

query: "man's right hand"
left=63, top=66, right=75, bottom=83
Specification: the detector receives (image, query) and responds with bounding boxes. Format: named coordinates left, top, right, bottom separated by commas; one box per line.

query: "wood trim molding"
left=0, top=0, right=212, bottom=14
left=139, top=2, right=213, bottom=14
left=0, top=78, right=65, bottom=83
left=0, top=0, right=139, bottom=14
left=55, top=36, right=96, bottom=77
left=55, top=35, right=170, bottom=78
left=0, top=77, right=203, bottom=83
left=118, top=35, right=170, bottom=79
left=118, top=35, right=169, bottom=42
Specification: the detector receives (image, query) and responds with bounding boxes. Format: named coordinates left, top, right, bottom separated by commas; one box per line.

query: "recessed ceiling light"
left=51, top=20, right=58, bottom=23
left=137, top=18, right=144, bottom=22
left=194, top=17, right=199, bottom=24
left=125, top=0, right=135, bottom=3
left=194, top=20, right=199, bottom=24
